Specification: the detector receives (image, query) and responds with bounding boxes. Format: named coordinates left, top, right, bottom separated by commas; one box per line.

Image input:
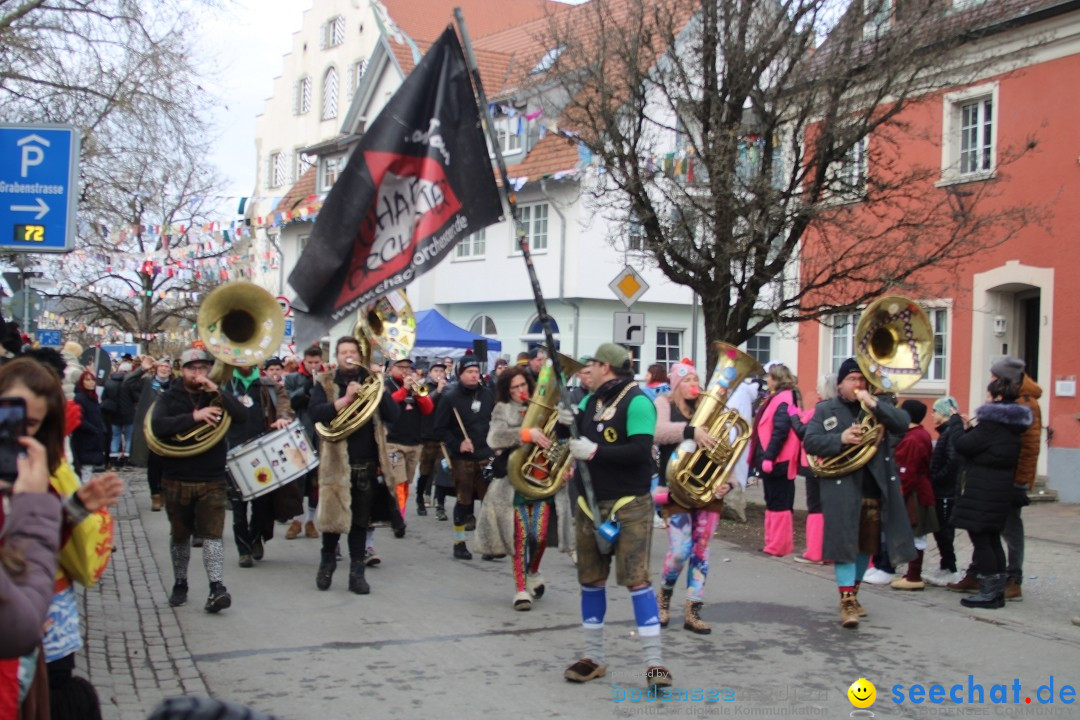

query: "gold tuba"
left=666, top=342, right=763, bottom=509
left=315, top=290, right=415, bottom=442
left=144, top=282, right=285, bottom=458
left=806, top=295, right=934, bottom=478
left=507, top=353, right=584, bottom=500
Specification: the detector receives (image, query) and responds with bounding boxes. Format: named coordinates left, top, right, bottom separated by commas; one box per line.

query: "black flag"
left=288, top=27, right=503, bottom=348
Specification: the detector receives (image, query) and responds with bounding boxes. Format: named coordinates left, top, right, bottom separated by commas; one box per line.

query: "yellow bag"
left=51, top=462, right=115, bottom=588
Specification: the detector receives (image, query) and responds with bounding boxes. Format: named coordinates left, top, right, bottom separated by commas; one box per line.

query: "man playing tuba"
left=152, top=348, right=249, bottom=614
left=309, top=336, right=400, bottom=594
left=802, top=358, right=915, bottom=629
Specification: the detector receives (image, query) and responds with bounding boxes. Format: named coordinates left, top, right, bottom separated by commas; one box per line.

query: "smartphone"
left=0, top=397, right=27, bottom=483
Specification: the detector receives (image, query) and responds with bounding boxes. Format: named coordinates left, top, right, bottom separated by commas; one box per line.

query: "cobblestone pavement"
left=76, top=469, right=208, bottom=720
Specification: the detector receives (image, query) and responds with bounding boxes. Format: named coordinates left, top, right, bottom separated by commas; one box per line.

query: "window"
left=495, top=117, right=523, bottom=155
left=829, top=312, right=859, bottom=374
left=863, top=0, right=891, bottom=38
left=828, top=304, right=948, bottom=383
left=320, top=155, right=341, bottom=191
left=928, top=307, right=948, bottom=381
left=618, top=344, right=642, bottom=376
left=523, top=316, right=560, bottom=351
left=469, top=315, right=498, bottom=336
left=519, top=203, right=548, bottom=252
left=268, top=151, right=287, bottom=189
left=321, top=66, right=339, bottom=121
left=322, top=16, right=346, bottom=49
left=454, top=228, right=486, bottom=259
left=746, top=335, right=772, bottom=365
left=346, top=59, right=367, bottom=102
left=830, top=137, right=867, bottom=200
left=295, top=76, right=312, bottom=115
left=940, top=83, right=998, bottom=184
left=295, top=151, right=313, bottom=181
left=531, top=46, right=565, bottom=75
left=655, top=330, right=682, bottom=367
left=626, top=218, right=644, bottom=252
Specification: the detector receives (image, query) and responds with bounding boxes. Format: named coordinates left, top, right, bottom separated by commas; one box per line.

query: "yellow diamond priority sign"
left=608, top=265, right=649, bottom=308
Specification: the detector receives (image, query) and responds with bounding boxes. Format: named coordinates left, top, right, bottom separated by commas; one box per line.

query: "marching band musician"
left=309, top=336, right=400, bottom=594
left=384, top=356, right=434, bottom=517
left=226, top=357, right=297, bottom=569
left=283, top=345, right=325, bottom=539
left=152, top=348, right=249, bottom=614
left=432, top=355, right=495, bottom=561
left=802, top=357, right=915, bottom=629
left=652, top=360, right=731, bottom=635
left=556, top=343, right=672, bottom=690
left=415, top=361, right=449, bottom=518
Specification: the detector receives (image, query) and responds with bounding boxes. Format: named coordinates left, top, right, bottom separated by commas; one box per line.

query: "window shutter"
left=292, top=80, right=299, bottom=115
left=319, top=22, right=327, bottom=50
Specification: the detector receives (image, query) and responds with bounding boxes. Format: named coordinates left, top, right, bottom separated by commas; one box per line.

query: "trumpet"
left=405, top=376, right=429, bottom=397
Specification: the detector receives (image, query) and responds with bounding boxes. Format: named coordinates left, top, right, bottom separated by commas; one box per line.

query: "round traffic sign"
left=276, top=296, right=292, bottom=318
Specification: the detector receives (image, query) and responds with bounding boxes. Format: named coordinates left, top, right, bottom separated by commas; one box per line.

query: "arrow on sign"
left=10, top=197, right=49, bottom=220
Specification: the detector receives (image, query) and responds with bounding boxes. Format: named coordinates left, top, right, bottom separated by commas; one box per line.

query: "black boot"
left=316, top=551, right=336, bottom=591
left=960, top=573, right=1007, bottom=609
left=348, top=559, right=370, bottom=595
left=453, top=541, right=473, bottom=560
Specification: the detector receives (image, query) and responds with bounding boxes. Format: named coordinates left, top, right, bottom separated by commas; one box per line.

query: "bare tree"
left=534, top=0, right=1045, bottom=366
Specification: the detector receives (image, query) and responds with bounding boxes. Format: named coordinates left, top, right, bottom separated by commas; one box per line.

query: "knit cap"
left=990, top=356, right=1024, bottom=384
left=932, top=396, right=959, bottom=417
left=668, top=361, right=697, bottom=394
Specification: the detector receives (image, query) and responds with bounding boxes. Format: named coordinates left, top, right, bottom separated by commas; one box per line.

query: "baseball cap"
left=458, top=357, right=481, bottom=375
left=586, top=343, right=630, bottom=370
left=264, top=356, right=284, bottom=369
left=156, top=357, right=172, bottom=367
left=181, top=348, right=213, bottom=367
left=393, top=356, right=414, bottom=366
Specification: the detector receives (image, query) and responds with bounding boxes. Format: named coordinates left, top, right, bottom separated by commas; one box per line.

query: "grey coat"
left=803, top=395, right=916, bottom=564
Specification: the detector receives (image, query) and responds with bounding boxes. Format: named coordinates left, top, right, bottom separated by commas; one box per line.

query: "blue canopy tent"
left=413, top=309, right=501, bottom=363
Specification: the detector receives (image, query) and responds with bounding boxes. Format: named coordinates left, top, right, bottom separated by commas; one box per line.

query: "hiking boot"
left=657, top=586, right=673, bottom=628
left=646, top=666, right=674, bottom=689
left=890, top=576, right=925, bottom=591
left=947, top=569, right=978, bottom=593
left=348, top=559, right=370, bottom=595
left=168, top=580, right=188, bottom=607
left=684, top=600, right=711, bottom=635
left=151, top=494, right=163, bottom=512
left=204, top=582, right=231, bottom=613
left=513, top=590, right=532, bottom=611
left=304, top=521, right=319, bottom=538
left=453, top=541, right=473, bottom=560
left=316, top=552, right=336, bottom=591
left=416, top=503, right=428, bottom=517
left=564, top=658, right=607, bottom=683
left=435, top=506, right=448, bottom=521
left=840, top=592, right=860, bottom=628
left=852, top=589, right=868, bottom=617
left=238, top=554, right=254, bottom=568
left=961, top=573, right=1006, bottom=609
left=526, top=572, right=545, bottom=599
left=251, top=538, right=264, bottom=561
left=285, top=521, right=302, bottom=540
left=1005, top=577, right=1023, bottom=602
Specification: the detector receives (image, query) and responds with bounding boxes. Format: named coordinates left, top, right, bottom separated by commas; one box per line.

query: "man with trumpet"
left=152, top=348, right=249, bottom=613
left=309, top=336, right=400, bottom=594
left=802, top=357, right=915, bottom=628
left=384, top=356, right=434, bottom=517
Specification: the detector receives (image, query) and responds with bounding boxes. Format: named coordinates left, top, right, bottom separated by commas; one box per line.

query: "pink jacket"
left=753, top=389, right=801, bottom=480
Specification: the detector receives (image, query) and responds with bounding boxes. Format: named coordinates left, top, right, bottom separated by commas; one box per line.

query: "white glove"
left=569, top=437, right=598, bottom=461
left=556, top=405, right=576, bottom=426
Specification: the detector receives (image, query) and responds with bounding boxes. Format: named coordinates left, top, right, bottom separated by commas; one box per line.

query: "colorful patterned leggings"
left=660, top=509, right=721, bottom=602
left=513, top=500, right=551, bottom=593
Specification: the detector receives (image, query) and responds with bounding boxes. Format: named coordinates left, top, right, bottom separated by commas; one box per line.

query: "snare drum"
left=226, top=420, right=319, bottom=500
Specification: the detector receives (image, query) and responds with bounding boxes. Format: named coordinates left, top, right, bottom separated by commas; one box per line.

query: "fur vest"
left=315, top=372, right=392, bottom=535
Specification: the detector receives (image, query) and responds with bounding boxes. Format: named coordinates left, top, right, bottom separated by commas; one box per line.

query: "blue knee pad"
left=630, top=586, right=661, bottom=636
left=581, top=585, right=606, bottom=628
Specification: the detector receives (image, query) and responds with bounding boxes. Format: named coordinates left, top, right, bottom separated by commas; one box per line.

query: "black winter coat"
left=952, top=402, right=1032, bottom=533
left=72, top=392, right=107, bottom=468
left=929, top=412, right=964, bottom=498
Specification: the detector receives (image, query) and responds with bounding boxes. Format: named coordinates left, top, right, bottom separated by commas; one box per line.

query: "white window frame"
left=295, top=150, right=313, bottom=181
left=468, top=314, right=498, bottom=336
left=346, top=59, right=367, bottom=102
left=268, top=151, right=286, bottom=189
left=321, top=66, right=339, bottom=121
left=494, top=117, right=523, bottom=156
left=454, top=228, right=486, bottom=260
left=295, top=76, right=312, bottom=115
left=517, top=203, right=549, bottom=253
left=827, top=136, right=868, bottom=202
left=745, top=334, right=772, bottom=365
left=626, top=218, right=644, bottom=252
left=319, top=155, right=341, bottom=192
left=655, top=329, right=682, bottom=367
left=939, top=82, right=998, bottom=186
left=863, top=0, right=892, bottom=39
left=323, top=16, right=346, bottom=49
left=949, top=0, right=988, bottom=11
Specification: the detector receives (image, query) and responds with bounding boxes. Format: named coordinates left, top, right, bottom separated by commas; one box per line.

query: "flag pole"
left=453, top=8, right=609, bottom=547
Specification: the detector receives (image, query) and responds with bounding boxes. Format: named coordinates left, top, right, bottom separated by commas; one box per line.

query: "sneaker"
left=924, top=569, right=960, bottom=587
left=793, top=555, right=819, bottom=565
left=416, top=504, right=428, bottom=517
left=862, top=568, right=896, bottom=585
left=238, top=554, right=254, bottom=568
left=890, top=576, right=926, bottom=591
left=646, top=666, right=674, bottom=689
left=204, top=583, right=231, bottom=613
left=168, top=581, right=188, bottom=607
left=364, top=552, right=381, bottom=567
left=285, top=521, right=302, bottom=540
left=513, top=591, right=532, bottom=611
left=435, top=506, right=448, bottom=521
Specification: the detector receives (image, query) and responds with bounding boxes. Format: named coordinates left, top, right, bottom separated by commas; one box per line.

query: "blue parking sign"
left=0, top=123, right=80, bottom=253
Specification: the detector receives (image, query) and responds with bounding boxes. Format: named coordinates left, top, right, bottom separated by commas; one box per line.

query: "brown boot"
left=1004, top=577, right=1023, bottom=602
left=683, top=600, right=711, bottom=634
left=947, top=570, right=979, bottom=593
left=304, top=521, right=319, bottom=539
left=285, top=520, right=302, bottom=540
left=657, top=586, right=673, bottom=628
left=840, top=591, right=860, bottom=628
left=150, top=494, right=163, bottom=512
left=852, top=585, right=868, bottom=617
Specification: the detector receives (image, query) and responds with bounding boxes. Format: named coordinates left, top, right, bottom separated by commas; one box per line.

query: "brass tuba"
left=666, top=342, right=763, bottom=508
left=806, top=295, right=934, bottom=478
left=144, top=282, right=285, bottom=458
left=507, top=353, right=584, bottom=500
left=315, top=289, right=415, bottom=442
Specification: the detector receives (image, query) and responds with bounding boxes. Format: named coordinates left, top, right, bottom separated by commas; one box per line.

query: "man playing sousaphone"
left=802, top=357, right=915, bottom=628
left=152, top=348, right=249, bottom=613
left=309, top=336, right=400, bottom=594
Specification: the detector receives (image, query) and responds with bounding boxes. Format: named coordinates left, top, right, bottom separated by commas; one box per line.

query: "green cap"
left=586, top=343, right=630, bottom=370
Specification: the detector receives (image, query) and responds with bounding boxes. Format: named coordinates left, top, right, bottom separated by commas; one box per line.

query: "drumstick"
left=452, top=408, right=470, bottom=440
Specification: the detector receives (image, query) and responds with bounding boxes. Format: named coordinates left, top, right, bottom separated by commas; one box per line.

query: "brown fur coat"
left=315, top=372, right=391, bottom=535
